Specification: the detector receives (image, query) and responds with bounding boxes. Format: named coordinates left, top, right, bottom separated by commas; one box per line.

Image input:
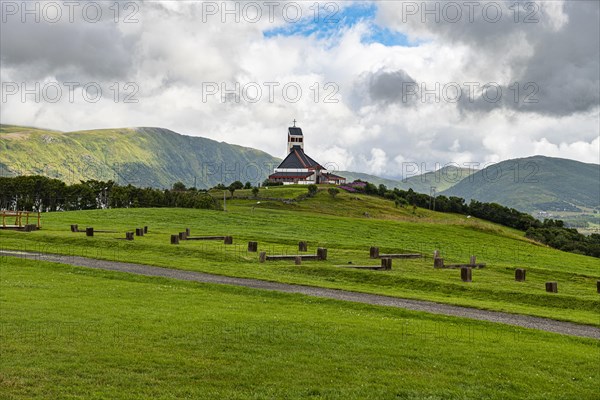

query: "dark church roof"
left=288, top=127, right=303, bottom=136
left=277, top=146, right=323, bottom=169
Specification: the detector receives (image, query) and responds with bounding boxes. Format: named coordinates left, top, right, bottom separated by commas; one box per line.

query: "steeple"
left=287, top=119, right=303, bottom=153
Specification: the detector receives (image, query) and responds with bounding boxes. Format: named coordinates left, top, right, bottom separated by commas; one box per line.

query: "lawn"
left=1, top=189, right=599, bottom=326
left=0, top=258, right=598, bottom=399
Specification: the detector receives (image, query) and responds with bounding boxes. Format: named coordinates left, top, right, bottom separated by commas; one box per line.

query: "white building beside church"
left=268, top=123, right=346, bottom=185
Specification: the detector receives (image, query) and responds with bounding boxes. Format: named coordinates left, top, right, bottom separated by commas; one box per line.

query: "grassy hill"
left=0, top=125, right=280, bottom=189
left=441, top=156, right=600, bottom=213
left=2, top=185, right=598, bottom=325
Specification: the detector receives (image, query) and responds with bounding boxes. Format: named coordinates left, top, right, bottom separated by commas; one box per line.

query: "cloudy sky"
left=1, top=0, right=599, bottom=178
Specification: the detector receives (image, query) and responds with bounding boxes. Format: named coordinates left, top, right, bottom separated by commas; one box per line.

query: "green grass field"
left=1, top=258, right=598, bottom=399
left=1, top=187, right=599, bottom=326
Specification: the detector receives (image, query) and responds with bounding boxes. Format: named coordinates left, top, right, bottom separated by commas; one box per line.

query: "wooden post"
left=178, top=232, right=186, bottom=240
left=317, top=248, right=328, bottom=261
left=370, top=247, right=380, bottom=259
left=433, top=250, right=440, bottom=258
left=596, top=281, right=600, bottom=294
left=70, top=224, right=78, bottom=232
left=126, top=232, right=134, bottom=241
left=136, top=228, right=144, bottom=237
left=248, top=241, right=258, bottom=252
left=171, top=235, right=179, bottom=245
left=259, top=252, right=266, bottom=263
left=515, top=269, right=526, bottom=282
left=434, top=258, right=444, bottom=268
left=381, top=258, right=392, bottom=270
left=295, top=256, right=302, bottom=265
left=86, top=227, right=94, bottom=237
left=461, top=267, right=472, bottom=282
left=299, top=241, right=308, bottom=252
left=144, top=226, right=148, bottom=234
left=185, top=228, right=191, bottom=237
left=469, top=255, right=476, bottom=265
left=545, top=282, right=558, bottom=293
left=224, top=236, right=233, bottom=245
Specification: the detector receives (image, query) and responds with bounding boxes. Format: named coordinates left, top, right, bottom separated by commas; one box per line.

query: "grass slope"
left=1, top=186, right=599, bottom=325
left=1, top=258, right=598, bottom=399
left=441, top=156, right=600, bottom=212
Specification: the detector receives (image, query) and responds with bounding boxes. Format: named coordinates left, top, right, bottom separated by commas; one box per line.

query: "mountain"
left=441, top=156, right=600, bottom=212
left=0, top=125, right=280, bottom=188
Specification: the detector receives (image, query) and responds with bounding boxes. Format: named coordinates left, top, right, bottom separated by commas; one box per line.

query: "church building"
left=268, top=122, right=346, bottom=185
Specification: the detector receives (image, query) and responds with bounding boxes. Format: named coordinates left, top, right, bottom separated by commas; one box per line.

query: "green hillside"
left=2, top=186, right=599, bottom=325
left=441, top=156, right=600, bottom=213
left=0, top=125, right=280, bottom=189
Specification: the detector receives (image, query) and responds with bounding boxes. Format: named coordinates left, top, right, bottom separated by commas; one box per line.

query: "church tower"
left=268, top=121, right=346, bottom=185
left=287, top=119, right=304, bottom=153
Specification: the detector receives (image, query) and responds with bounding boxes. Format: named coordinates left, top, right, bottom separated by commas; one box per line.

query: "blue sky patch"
left=263, top=2, right=415, bottom=47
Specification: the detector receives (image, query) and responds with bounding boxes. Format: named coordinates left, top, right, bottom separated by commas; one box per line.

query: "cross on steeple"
left=292, top=119, right=297, bottom=127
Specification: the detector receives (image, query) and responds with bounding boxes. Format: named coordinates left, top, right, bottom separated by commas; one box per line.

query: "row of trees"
left=357, top=182, right=540, bottom=230
left=209, top=180, right=261, bottom=198
left=525, top=222, right=600, bottom=258
left=353, top=181, right=600, bottom=258
left=0, top=176, right=220, bottom=211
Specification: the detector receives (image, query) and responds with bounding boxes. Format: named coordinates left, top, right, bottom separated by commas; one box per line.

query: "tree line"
left=0, top=176, right=219, bottom=211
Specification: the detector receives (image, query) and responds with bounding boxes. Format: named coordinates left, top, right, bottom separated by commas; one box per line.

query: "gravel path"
left=3, top=250, right=599, bottom=340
